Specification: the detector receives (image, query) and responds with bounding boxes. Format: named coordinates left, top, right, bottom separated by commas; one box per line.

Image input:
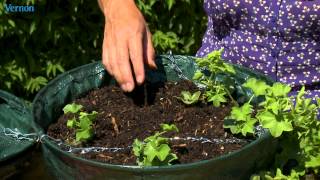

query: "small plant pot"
left=31, top=55, right=277, bottom=179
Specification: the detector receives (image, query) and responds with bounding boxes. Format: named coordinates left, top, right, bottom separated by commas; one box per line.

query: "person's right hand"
left=99, top=0, right=156, bottom=92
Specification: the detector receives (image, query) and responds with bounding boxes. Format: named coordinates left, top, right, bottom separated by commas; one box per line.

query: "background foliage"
left=0, top=0, right=207, bottom=100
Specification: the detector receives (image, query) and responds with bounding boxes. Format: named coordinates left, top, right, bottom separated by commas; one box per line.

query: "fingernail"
left=126, top=83, right=134, bottom=92
left=136, top=75, right=144, bottom=84
left=121, top=84, right=127, bottom=91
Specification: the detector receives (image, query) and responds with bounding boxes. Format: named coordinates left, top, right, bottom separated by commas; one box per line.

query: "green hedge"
left=0, top=0, right=206, bottom=99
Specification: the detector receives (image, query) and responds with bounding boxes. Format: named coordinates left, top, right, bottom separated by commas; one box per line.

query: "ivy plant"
left=225, top=78, right=320, bottom=178
left=176, top=91, right=201, bottom=105
left=224, top=101, right=257, bottom=136
left=63, top=103, right=98, bottom=143
left=192, top=49, right=237, bottom=107
left=132, top=124, right=179, bottom=166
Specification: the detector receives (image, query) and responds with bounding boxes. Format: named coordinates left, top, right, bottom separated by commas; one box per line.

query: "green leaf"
left=66, top=118, right=76, bottom=128
left=191, top=91, right=201, bottom=100
left=8, top=19, right=15, bottom=27
left=79, top=116, right=93, bottom=130
left=257, top=111, right=293, bottom=137
left=243, top=78, right=270, bottom=96
left=166, top=0, right=175, bottom=10
left=305, top=155, right=320, bottom=169
left=160, top=124, right=179, bottom=132
left=178, top=91, right=201, bottom=105
left=181, top=91, right=191, bottom=99
left=79, top=111, right=98, bottom=121
left=316, top=97, right=320, bottom=107
left=25, top=76, right=48, bottom=93
left=273, top=168, right=290, bottom=180
left=63, top=103, right=83, bottom=114
left=223, top=119, right=242, bottom=134
left=132, top=139, right=143, bottom=157
left=193, top=70, right=203, bottom=80
left=167, top=153, right=178, bottom=164
left=46, top=61, right=65, bottom=77
left=269, top=83, right=291, bottom=97
left=132, top=124, right=178, bottom=166
left=144, top=142, right=157, bottom=162
left=29, top=21, right=36, bottom=35
left=76, top=128, right=93, bottom=142
left=241, top=118, right=257, bottom=136
left=207, top=93, right=227, bottom=107
left=156, top=144, right=171, bottom=161
left=230, top=103, right=252, bottom=121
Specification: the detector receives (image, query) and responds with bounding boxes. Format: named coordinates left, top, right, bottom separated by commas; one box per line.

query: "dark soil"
left=47, top=80, right=247, bottom=165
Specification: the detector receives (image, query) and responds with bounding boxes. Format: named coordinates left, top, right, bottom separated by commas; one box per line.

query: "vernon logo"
left=4, top=4, right=35, bottom=13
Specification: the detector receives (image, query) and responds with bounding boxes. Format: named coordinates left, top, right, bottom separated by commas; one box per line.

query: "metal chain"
left=166, top=53, right=191, bottom=81
left=42, top=135, right=249, bottom=155
left=166, top=53, right=206, bottom=89
left=41, top=135, right=129, bottom=154
left=170, top=136, right=250, bottom=144
left=2, top=128, right=38, bottom=142
left=2, top=127, right=259, bottom=155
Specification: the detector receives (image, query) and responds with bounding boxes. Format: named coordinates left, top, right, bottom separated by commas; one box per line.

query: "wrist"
left=99, top=0, right=136, bottom=17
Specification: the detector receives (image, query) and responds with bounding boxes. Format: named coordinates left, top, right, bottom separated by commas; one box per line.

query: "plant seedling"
left=192, top=49, right=237, bottom=107
left=224, top=102, right=257, bottom=136
left=63, top=103, right=98, bottom=143
left=176, top=91, right=201, bottom=105
left=132, top=123, right=179, bottom=166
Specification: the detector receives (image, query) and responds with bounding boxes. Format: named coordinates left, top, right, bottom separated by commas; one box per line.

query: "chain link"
left=170, top=136, right=250, bottom=144
left=2, top=127, right=259, bottom=154
left=166, top=53, right=191, bottom=81
left=166, top=53, right=206, bottom=89
left=2, top=128, right=38, bottom=142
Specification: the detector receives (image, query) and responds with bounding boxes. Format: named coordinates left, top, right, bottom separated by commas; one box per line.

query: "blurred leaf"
left=0, top=0, right=206, bottom=99
left=29, top=21, right=36, bottom=35
left=25, top=76, right=48, bottom=93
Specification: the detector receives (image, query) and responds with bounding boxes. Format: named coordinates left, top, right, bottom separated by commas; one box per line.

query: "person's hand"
left=99, top=0, right=156, bottom=92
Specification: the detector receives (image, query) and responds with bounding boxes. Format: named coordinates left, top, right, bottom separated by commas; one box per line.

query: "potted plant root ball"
left=32, top=50, right=280, bottom=179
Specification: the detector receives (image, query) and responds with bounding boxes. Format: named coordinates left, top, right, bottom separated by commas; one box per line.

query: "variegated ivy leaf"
left=179, top=91, right=201, bottom=105
left=268, top=82, right=291, bottom=97
left=76, top=128, right=93, bottom=142
left=243, top=78, right=270, bottom=96
left=63, top=103, right=83, bottom=114
left=66, top=118, right=77, bottom=128
left=256, top=111, right=293, bottom=137
left=230, top=103, right=253, bottom=121
left=160, top=124, right=179, bottom=133
left=132, top=139, right=143, bottom=157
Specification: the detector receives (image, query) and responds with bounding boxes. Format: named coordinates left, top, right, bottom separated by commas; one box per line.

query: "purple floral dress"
left=196, top=0, right=320, bottom=99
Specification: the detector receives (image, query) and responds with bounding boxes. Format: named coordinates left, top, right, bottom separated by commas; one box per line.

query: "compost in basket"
left=29, top=52, right=279, bottom=179
left=46, top=50, right=261, bottom=166
left=47, top=80, right=246, bottom=165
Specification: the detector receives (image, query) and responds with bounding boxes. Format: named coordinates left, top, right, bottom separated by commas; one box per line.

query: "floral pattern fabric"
left=197, top=0, right=320, bottom=99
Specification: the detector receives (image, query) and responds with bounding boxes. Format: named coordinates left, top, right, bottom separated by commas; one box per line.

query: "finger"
left=145, top=29, right=157, bottom=69
left=129, top=34, right=145, bottom=85
left=107, top=28, right=123, bottom=87
left=116, top=40, right=134, bottom=92
left=103, top=47, right=114, bottom=76
left=109, top=45, right=124, bottom=87
left=102, top=27, right=113, bottom=75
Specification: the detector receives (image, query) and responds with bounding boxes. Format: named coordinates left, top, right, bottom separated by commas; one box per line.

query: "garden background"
left=0, top=0, right=207, bottom=100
